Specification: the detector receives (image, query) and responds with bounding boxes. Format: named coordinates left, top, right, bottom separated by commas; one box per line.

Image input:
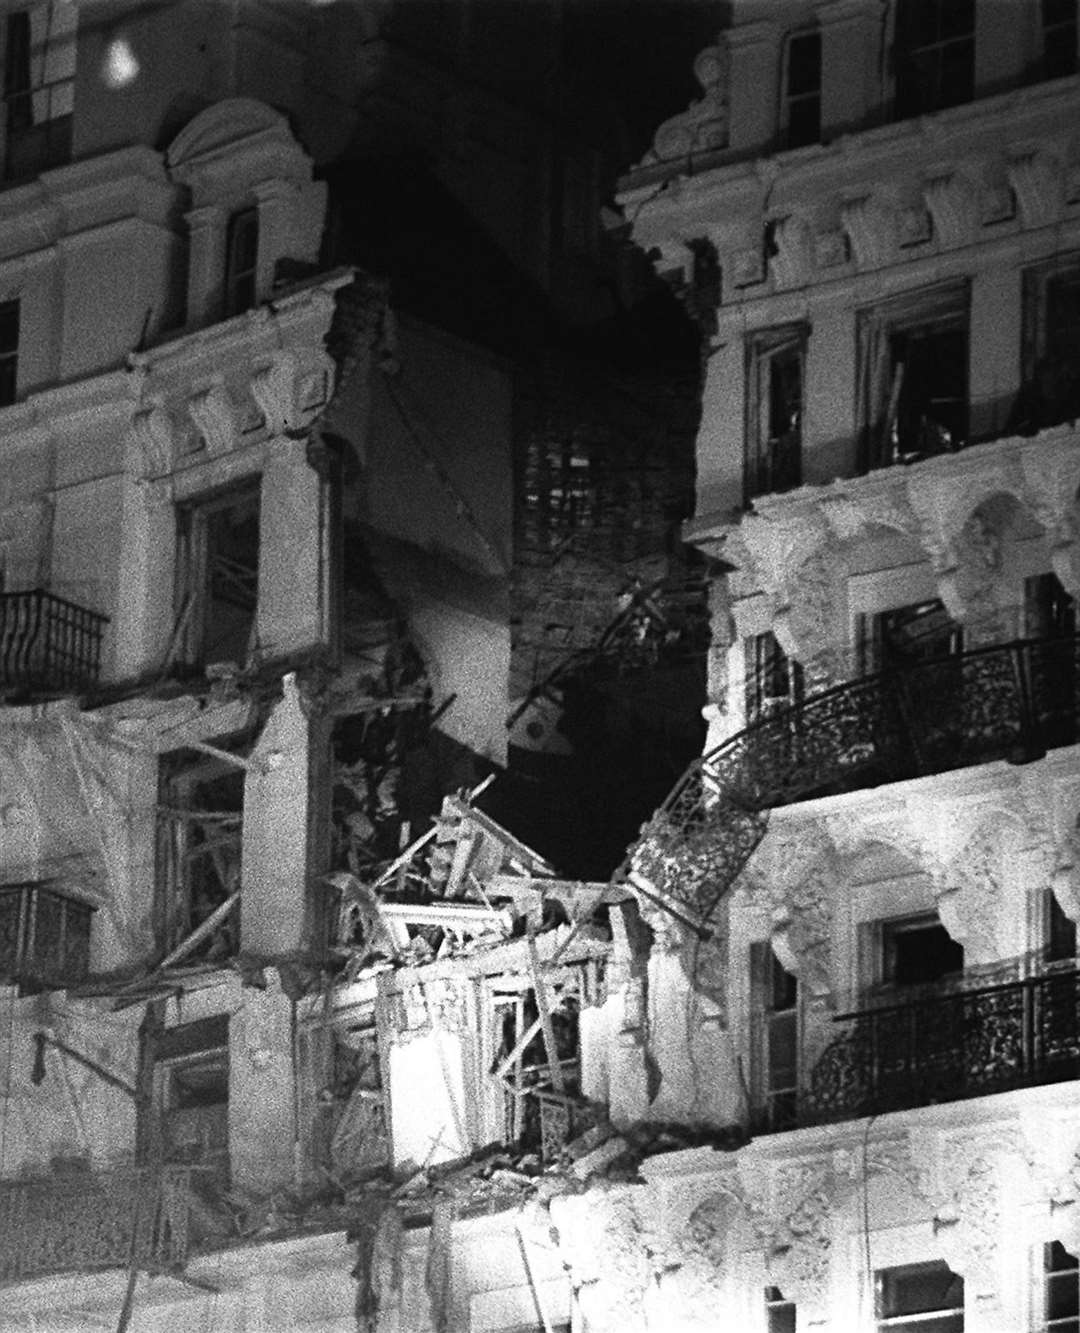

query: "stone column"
left=256, top=434, right=327, bottom=660
left=111, top=473, right=175, bottom=681
left=241, top=674, right=311, bottom=957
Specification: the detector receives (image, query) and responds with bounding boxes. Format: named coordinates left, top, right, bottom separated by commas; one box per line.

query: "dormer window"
left=893, top=0, right=975, bottom=120
left=2, top=2, right=75, bottom=182
left=782, top=30, right=821, bottom=149
left=224, top=206, right=259, bottom=317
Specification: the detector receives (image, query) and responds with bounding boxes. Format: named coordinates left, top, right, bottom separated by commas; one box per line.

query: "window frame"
left=857, top=281, right=969, bottom=473
left=223, top=204, right=259, bottom=318
left=0, top=297, right=19, bottom=407
left=2, top=2, right=75, bottom=182
left=1018, top=254, right=1080, bottom=435
left=1041, top=0, right=1078, bottom=79
left=875, top=1259, right=964, bottom=1330
left=745, top=323, right=808, bottom=503
left=750, top=939, right=800, bottom=1132
left=781, top=28, right=821, bottom=150
left=891, top=0, right=976, bottom=121
left=1038, top=1238, right=1080, bottom=1331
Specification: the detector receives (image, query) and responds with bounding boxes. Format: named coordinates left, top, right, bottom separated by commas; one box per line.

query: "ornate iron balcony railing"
left=803, top=963, right=1080, bottom=1126
left=0, top=588, right=108, bottom=696
left=624, top=633, right=1080, bottom=923
left=0, top=881, right=94, bottom=987
left=0, top=1164, right=192, bottom=1282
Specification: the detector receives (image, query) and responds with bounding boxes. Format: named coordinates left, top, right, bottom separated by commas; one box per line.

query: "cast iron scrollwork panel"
left=801, top=968, right=1080, bottom=1129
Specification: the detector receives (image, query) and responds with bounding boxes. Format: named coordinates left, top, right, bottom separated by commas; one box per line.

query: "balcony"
left=626, top=632, right=1080, bottom=922
left=0, top=882, right=94, bottom=988
left=0, top=589, right=108, bottom=697
left=0, top=1164, right=192, bottom=1283
left=803, top=960, right=1080, bottom=1127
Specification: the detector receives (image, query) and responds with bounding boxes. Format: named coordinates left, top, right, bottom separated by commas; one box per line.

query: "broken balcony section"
left=323, top=791, right=609, bottom=1170
left=155, top=741, right=245, bottom=962
left=0, top=880, right=93, bottom=988
left=173, top=481, right=260, bottom=674
left=0, top=589, right=108, bottom=696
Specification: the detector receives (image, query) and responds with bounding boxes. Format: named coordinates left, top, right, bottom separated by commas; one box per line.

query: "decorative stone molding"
left=841, top=193, right=896, bottom=269
left=769, top=213, right=815, bottom=288
left=741, top=819, right=836, bottom=996
left=922, top=174, right=979, bottom=250
left=251, top=353, right=299, bottom=437
left=128, top=402, right=175, bottom=481
left=644, top=44, right=729, bottom=165
left=1007, top=151, right=1065, bottom=230
left=188, top=383, right=236, bottom=456
left=1020, top=435, right=1080, bottom=598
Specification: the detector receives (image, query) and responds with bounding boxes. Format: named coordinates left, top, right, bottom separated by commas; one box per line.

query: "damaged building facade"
left=0, top=0, right=705, bottom=1330
left=8, top=2, right=1080, bottom=1333
left=606, top=1, right=1080, bottom=1330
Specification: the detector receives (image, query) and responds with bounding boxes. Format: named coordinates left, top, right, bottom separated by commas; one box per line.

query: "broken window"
left=487, top=980, right=583, bottom=1155
left=299, top=1017, right=388, bottom=1184
left=1017, top=256, right=1080, bottom=434
left=876, top=1260, right=964, bottom=1331
left=173, top=481, right=260, bottom=673
left=224, top=206, right=259, bottom=317
left=745, top=326, right=806, bottom=501
left=2, top=2, right=74, bottom=181
left=870, top=912, right=964, bottom=990
left=782, top=29, right=821, bottom=149
left=858, top=283, right=968, bottom=471
left=892, top=0, right=974, bottom=121
left=1042, top=0, right=1078, bottom=79
left=150, top=1015, right=229, bottom=1174
left=750, top=941, right=799, bottom=1131
left=156, top=741, right=245, bottom=961
left=0, top=881, right=93, bottom=987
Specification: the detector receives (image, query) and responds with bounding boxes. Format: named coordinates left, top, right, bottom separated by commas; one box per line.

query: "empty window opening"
left=174, top=482, right=260, bottom=673
left=765, top=1286, right=797, bottom=1333
left=0, top=299, right=18, bottom=407
left=876, top=1260, right=964, bottom=1330
left=1041, top=1239, right=1080, bottom=1331
left=156, top=742, right=246, bottom=960
left=0, top=881, right=93, bottom=988
left=859, top=285, right=968, bottom=470
left=746, top=326, right=806, bottom=501
left=3, top=2, right=74, bottom=181
left=1018, top=257, right=1080, bottom=434
left=1042, top=0, right=1078, bottom=79
left=782, top=30, right=821, bottom=149
left=751, top=941, right=799, bottom=1131
left=893, top=0, right=974, bottom=120
left=746, top=630, right=804, bottom=724
left=879, top=913, right=964, bottom=989
left=224, top=206, right=258, bottom=317
left=1027, top=573, right=1078, bottom=640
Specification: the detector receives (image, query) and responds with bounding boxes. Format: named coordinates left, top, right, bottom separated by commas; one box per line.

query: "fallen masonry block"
left=570, top=1135, right=628, bottom=1180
